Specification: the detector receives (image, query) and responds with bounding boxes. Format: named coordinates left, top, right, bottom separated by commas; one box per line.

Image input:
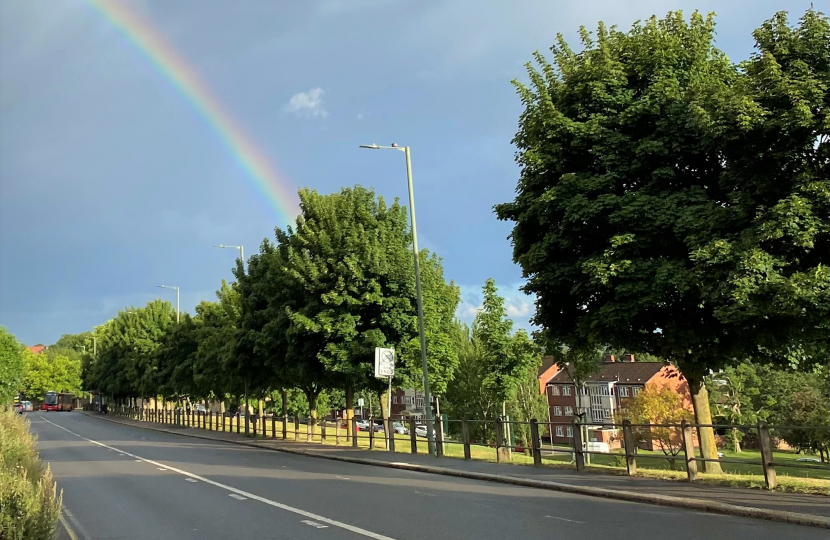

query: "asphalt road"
left=29, top=411, right=822, bottom=540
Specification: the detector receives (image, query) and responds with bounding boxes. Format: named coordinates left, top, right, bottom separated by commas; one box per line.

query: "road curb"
left=81, top=412, right=829, bottom=529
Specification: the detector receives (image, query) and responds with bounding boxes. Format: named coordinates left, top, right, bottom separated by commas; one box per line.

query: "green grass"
left=142, top=413, right=829, bottom=495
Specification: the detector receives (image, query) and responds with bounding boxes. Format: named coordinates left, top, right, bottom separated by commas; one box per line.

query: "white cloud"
left=284, top=87, right=328, bottom=118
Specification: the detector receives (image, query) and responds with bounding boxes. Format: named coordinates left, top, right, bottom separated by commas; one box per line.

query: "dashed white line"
left=41, top=416, right=397, bottom=540
left=229, top=493, right=247, bottom=500
left=301, top=520, right=329, bottom=529
left=134, top=459, right=142, bottom=462
left=185, top=478, right=198, bottom=483
left=545, top=515, right=585, bottom=524
left=335, top=475, right=350, bottom=480
left=158, top=467, right=168, bottom=471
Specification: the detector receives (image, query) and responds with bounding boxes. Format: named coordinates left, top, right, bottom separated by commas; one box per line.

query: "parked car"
left=21, top=401, right=33, bottom=412
left=13, top=402, right=25, bottom=414
left=193, top=404, right=207, bottom=414
left=717, top=452, right=725, bottom=458
left=392, top=422, right=409, bottom=435
left=796, top=457, right=821, bottom=463
left=415, top=424, right=435, bottom=438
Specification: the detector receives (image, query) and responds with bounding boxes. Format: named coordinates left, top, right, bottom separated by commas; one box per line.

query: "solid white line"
left=63, top=506, right=93, bottom=540
left=40, top=417, right=396, bottom=540
left=59, top=513, right=79, bottom=540
left=545, top=515, right=585, bottom=524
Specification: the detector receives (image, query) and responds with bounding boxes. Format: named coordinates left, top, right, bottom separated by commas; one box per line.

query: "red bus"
left=42, top=391, right=75, bottom=412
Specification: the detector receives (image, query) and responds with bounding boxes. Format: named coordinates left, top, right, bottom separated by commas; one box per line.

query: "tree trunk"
left=306, top=389, right=319, bottom=442
left=281, top=388, right=288, bottom=417
left=345, top=386, right=354, bottom=440
left=689, top=378, right=723, bottom=473
left=380, top=390, right=389, bottom=420
left=258, top=399, right=264, bottom=418
left=732, top=427, right=741, bottom=453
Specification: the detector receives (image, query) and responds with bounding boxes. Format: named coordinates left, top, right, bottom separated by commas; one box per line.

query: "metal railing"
left=98, top=404, right=829, bottom=491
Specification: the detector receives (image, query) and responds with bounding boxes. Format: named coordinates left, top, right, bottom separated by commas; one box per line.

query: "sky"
left=0, top=0, right=813, bottom=346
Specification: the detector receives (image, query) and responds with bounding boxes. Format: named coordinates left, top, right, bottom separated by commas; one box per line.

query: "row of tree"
left=78, top=186, right=546, bottom=436
left=0, top=328, right=83, bottom=404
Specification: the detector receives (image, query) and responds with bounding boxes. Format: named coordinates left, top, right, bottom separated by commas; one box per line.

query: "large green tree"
left=496, top=9, right=829, bottom=472
left=0, top=328, right=25, bottom=404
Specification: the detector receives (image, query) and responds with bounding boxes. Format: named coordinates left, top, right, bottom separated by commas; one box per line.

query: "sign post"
left=374, top=347, right=396, bottom=442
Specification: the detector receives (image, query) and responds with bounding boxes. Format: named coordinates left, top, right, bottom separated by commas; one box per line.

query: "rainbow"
left=84, top=0, right=298, bottom=223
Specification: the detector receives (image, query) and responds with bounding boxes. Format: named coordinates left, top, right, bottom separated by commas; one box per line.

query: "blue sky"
left=0, top=0, right=811, bottom=345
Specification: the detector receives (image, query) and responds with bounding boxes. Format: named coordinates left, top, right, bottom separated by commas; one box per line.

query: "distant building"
left=390, top=388, right=426, bottom=421
left=28, top=344, right=47, bottom=354
left=543, top=354, right=693, bottom=449
left=537, top=355, right=559, bottom=394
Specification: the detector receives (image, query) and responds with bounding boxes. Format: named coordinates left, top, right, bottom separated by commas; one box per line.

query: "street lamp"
left=360, top=142, right=436, bottom=455
left=213, top=244, right=244, bottom=268
left=157, top=285, right=180, bottom=323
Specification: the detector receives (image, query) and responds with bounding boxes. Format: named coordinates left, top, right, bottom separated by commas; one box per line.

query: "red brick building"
left=543, top=354, right=692, bottom=449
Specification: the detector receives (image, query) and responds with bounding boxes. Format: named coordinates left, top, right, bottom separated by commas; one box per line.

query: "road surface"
left=29, top=411, right=822, bottom=540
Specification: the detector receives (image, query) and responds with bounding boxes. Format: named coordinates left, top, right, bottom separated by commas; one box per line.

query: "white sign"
left=374, top=347, right=395, bottom=378
left=357, top=398, right=364, bottom=407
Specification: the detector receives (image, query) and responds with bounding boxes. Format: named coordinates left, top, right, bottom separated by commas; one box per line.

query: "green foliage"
left=474, top=279, right=537, bottom=404
left=0, top=328, right=25, bottom=405
left=0, top=410, right=61, bottom=540
left=496, top=9, right=829, bottom=385
left=237, top=185, right=459, bottom=419
left=20, top=348, right=82, bottom=399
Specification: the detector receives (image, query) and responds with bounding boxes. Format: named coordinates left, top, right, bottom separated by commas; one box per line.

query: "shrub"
left=0, top=410, right=61, bottom=540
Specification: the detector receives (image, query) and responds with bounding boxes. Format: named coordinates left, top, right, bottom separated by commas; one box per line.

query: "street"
left=30, top=411, right=821, bottom=540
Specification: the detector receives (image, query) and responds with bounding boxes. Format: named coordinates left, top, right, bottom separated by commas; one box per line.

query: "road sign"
left=358, top=398, right=364, bottom=407
left=374, top=347, right=395, bottom=378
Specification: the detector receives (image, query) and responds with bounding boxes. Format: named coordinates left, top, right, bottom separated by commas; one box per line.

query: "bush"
left=0, top=410, right=61, bottom=540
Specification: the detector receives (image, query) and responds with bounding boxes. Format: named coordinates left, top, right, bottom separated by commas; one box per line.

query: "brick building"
left=543, top=354, right=692, bottom=449
left=390, top=388, right=426, bottom=421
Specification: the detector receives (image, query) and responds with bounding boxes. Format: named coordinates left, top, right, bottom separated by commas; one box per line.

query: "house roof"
left=537, top=356, right=556, bottom=378
left=549, top=361, right=665, bottom=385
left=537, top=356, right=560, bottom=394
left=28, top=345, right=46, bottom=355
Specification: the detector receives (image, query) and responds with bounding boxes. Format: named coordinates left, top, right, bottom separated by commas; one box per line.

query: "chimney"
left=603, top=354, right=616, bottom=363
left=622, top=354, right=635, bottom=362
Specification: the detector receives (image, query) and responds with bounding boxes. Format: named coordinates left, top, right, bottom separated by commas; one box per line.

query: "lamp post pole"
left=158, top=285, right=180, bottom=323
left=360, top=143, right=435, bottom=455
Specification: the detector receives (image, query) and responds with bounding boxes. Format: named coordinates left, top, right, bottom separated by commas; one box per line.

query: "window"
left=564, top=406, right=573, bottom=416
left=555, top=426, right=564, bottom=437
left=553, top=406, right=562, bottom=416
left=550, top=385, right=560, bottom=396
left=563, top=386, right=572, bottom=396
left=619, top=386, right=629, bottom=398
left=633, top=387, right=641, bottom=397
left=566, top=426, right=573, bottom=437
left=392, top=396, right=398, bottom=404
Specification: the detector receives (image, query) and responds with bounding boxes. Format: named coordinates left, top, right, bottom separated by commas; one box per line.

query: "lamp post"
left=213, top=244, right=244, bottom=269
left=157, top=285, right=180, bottom=323
left=359, top=143, right=435, bottom=455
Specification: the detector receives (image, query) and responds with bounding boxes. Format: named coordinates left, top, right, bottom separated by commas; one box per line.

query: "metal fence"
left=96, top=404, right=829, bottom=491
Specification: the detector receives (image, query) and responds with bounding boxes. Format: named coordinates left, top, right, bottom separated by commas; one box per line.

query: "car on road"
left=21, top=401, right=33, bottom=411
left=415, top=424, right=435, bottom=438
left=13, top=402, right=25, bottom=414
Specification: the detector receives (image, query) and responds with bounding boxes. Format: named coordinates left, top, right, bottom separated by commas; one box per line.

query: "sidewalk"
left=83, top=412, right=829, bottom=528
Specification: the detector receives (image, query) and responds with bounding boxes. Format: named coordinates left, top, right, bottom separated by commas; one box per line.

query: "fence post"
left=336, top=418, right=341, bottom=446
left=351, top=417, right=358, bottom=448
left=272, top=415, right=276, bottom=439
left=321, top=420, right=327, bottom=444
left=435, top=418, right=444, bottom=458
left=495, top=418, right=507, bottom=463
left=409, top=418, right=418, bottom=454
left=253, top=415, right=258, bottom=437
left=282, top=414, right=287, bottom=440
left=369, top=416, right=375, bottom=449
left=462, top=419, right=471, bottom=460
left=530, top=419, right=542, bottom=467
left=573, top=421, right=585, bottom=471
left=236, top=414, right=240, bottom=434
left=680, top=419, right=697, bottom=482
left=758, top=421, right=777, bottom=490
left=622, top=419, right=637, bottom=476
left=387, top=418, right=395, bottom=452
left=261, top=415, right=266, bottom=437
left=294, top=417, right=300, bottom=441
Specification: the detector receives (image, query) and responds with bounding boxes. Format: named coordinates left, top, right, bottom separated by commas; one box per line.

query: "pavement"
left=27, top=411, right=827, bottom=540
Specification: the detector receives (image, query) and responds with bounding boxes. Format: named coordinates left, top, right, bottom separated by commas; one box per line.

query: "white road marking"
left=158, top=468, right=168, bottom=471
left=41, top=416, right=396, bottom=540
left=62, top=506, right=93, bottom=540
left=186, top=478, right=198, bottom=483
left=58, top=513, right=79, bottom=540
left=119, top=453, right=126, bottom=456
left=335, top=475, right=350, bottom=480
left=134, top=459, right=142, bottom=462
left=301, top=520, right=329, bottom=529
left=545, top=515, right=585, bottom=524
left=229, top=493, right=247, bottom=500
